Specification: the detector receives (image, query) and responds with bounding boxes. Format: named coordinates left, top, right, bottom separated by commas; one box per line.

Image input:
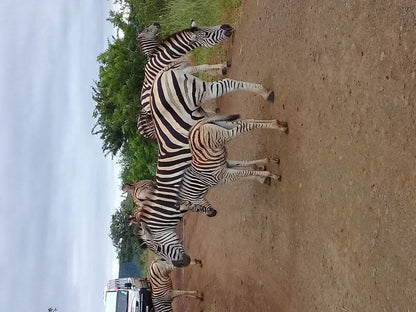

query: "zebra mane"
left=160, top=27, right=197, bottom=42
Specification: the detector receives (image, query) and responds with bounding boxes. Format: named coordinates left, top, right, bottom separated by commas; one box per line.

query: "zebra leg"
left=219, top=167, right=281, bottom=185
left=169, top=290, right=204, bottom=300
left=227, top=157, right=280, bottom=170
left=182, top=199, right=217, bottom=217
left=229, top=119, right=288, bottom=135
left=201, top=78, right=275, bottom=103
left=183, top=62, right=230, bottom=76
left=212, top=119, right=288, bottom=146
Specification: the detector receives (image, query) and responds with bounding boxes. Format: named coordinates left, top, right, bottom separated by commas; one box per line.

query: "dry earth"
left=171, top=1, right=416, bottom=311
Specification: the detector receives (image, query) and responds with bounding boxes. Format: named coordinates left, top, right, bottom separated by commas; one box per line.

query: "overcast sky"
left=0, top=1, right=122, bottom=311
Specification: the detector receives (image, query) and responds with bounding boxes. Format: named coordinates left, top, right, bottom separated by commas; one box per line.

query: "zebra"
left=123, top=180, right=157, bottom=207
left=136, top=22, right=234, bottom=140
left=134, top=61, right=276, bottom=266
left=177, top=114, right=288, bottom=215
left=147, top=258, right=203, bottom=312
left=123, top=179, right=218, bottom=218
left=137, top=21, right=231, bottom=77
left=136, top=23, right=161, bottom=58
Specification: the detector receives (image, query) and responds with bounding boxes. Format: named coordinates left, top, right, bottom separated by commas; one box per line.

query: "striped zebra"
left=136, top=22, right=233, bottom=140
left=178, top=114, right=288, bottom=215
left=147, top=259, right=203, bottom=312
left=136, top=23, right=161, bottom=57
left=123, top=180, right=156, bottom=207
left=134, top=63, right=275, bottom=266
left=123, top=180, right=218, bottom=218
left=137, top=21, right=231, bottom=77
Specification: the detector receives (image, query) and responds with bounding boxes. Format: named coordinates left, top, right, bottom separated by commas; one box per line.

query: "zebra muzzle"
left=172, top=254, right=191, bottom=267
left=221, top=24, right=234, bottom=37
left=207, top=209, right=217, bottom=217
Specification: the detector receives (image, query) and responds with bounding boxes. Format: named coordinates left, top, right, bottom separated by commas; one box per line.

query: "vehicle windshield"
left=116, top=290, right=129, bottom=312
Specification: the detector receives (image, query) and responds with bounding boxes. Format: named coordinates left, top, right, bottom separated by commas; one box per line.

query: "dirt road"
left=172, top=1, right=416, bottom=311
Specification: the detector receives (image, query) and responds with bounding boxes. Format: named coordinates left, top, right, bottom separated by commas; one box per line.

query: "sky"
left=0, top=1, right=123, bottom=311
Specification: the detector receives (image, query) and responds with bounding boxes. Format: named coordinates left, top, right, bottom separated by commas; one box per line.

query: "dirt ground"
left=171, top=1, right=416, bottom=311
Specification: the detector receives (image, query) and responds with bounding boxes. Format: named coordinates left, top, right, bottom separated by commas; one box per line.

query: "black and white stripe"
left=122, top=179, right=222, bottom=217
left=136, top=23, right=161, bottom=58
left=122, top=180, right=156, bottom=206
left=136, top=23, right=234, bottom=140
left=137, top=66, right=275, bottom=266
left=178, top=114, right=288, bottom=214
left=147, top=259, right=202, bottom=312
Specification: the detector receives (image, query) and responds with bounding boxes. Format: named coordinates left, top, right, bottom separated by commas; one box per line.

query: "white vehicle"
left=104, top=277, right=153, bottom=312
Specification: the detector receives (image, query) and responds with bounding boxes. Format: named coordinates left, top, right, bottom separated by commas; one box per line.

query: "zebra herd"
left=124, top=20, right=288, bottom=311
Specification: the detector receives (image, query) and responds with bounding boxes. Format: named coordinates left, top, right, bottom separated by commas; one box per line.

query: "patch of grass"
left=157, top=0, right=244, bottom=64
left=161, top=0, right=229, bottom=33
left=222, top=0, right=244, bottom=28
left=206, top=303, right=217, bottom=312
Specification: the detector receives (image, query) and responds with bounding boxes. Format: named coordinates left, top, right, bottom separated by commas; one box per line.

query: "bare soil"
left=172, top=1, right=416, bottom=311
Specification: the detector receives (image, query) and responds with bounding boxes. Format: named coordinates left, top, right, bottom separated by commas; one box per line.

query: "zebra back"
left=147, top=259, right=175, bottom=312
left=137, top=24, right=233, bottom=140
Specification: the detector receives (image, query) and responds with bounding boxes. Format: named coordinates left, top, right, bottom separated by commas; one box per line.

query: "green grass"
left=161, top=0, right=239, bottom=32
left=133, top=0, right=243, bottom=64
left=206, top=302, right=217, bottom=312
left=155, top=0, right=244, bottom=64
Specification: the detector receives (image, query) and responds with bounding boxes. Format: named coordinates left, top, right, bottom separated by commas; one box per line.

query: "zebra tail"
left=204, top=114, right=240, bottom=124
left=198, top=114, right=240, bottom=130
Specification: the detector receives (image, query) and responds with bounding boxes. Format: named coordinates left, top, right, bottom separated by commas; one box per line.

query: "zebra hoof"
left=197, top=291, right=204, bottom=301
left=276, top=120, right=288, bottom=134
left=207, top=209, right=217, bottom=217
left=267, top=91, right=274, bottom=102
left=264, top=177, right=272, bottom=186
left=276, top=175, right=282, bottom=182
left=254, top=165, right=266, bottom=171
left=222, top=67, right=228, bottom=75
left=226, top=60, right=232, bottom=67
left=272, top=157, right=280, bottom=164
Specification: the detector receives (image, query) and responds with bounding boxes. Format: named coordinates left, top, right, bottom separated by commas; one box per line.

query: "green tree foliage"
left=120, top=134, right=158, bottom=182
left=109, top=195, right=144, bottom=262
left=92, top=9, right=148, bottom=157
left=92, top=3, right=160, bottom=180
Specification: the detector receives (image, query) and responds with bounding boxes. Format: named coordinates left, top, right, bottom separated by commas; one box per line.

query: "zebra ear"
left=139, top=221, right=147, bottom=232
left=140, top=222, right=153, bottom=238
left=189, top=33, right=197, bottom=42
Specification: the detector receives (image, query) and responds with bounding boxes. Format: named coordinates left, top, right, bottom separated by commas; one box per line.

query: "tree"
left=109, top=195, right=145, bottom=262
left=92, top=30, right=147, bottom=157
left=92, top=3, right=159, bottom=180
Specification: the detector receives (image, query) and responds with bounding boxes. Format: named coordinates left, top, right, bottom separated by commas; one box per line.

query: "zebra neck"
left=156, top=29, right=198, bottom=60
left=138, top=38, right=159, bottom=57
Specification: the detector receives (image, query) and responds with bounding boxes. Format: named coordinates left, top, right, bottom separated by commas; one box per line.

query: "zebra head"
left=190, top=24, right=234, bottom=48
left=180, top=200, right=217, bottom=217
left=139, top=222, right=191, bottom=267
left=136, top=23, right=161, bottom=56
left=137, top=22, right=160, bottom=39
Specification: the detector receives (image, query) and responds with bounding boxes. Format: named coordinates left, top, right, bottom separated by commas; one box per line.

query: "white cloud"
left=0, top=0, right=118, bottom=311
